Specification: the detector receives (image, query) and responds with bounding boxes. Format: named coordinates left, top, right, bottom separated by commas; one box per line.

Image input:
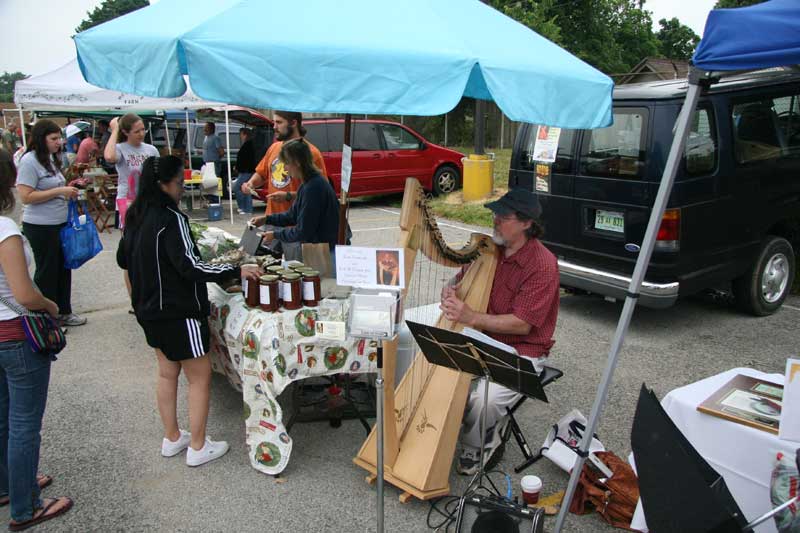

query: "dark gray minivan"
left=510, top=69, right=799, bottom=315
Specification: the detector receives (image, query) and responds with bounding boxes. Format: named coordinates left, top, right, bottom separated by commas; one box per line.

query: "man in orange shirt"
left=243, top=111, right=327, bottom=260
left=242, top=111, right=327, bottom=216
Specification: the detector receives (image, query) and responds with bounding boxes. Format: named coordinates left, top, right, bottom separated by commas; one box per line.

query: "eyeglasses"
left=492, top=213, right=516, bottom=223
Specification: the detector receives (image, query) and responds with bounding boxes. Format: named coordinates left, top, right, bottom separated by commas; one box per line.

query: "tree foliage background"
left=75, top=0, right=149, bottom=33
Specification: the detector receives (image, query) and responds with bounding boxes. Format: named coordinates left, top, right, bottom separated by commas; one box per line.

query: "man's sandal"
left=0, top=474, right=53, bottom=507
left=8, top=497, right=73, bottom=532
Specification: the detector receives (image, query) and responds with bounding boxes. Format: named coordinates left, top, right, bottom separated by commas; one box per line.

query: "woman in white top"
left=0, top=148, right=73, bottom=530
left=103, top=113, right=159, bottom=230
left=16, top=120, right=85, bottom=328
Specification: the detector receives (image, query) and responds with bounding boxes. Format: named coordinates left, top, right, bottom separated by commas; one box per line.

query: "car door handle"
left=372, top=154, right=381, bottom=159
left=388, top=153, right=396, bottom=158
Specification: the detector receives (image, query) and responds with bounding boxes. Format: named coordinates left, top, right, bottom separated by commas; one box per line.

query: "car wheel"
left=732, top=236, right=795, bottom=316
left=432, top=165, right=459, bottom=196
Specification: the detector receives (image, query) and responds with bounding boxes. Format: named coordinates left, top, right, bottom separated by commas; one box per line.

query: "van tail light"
left=655, top=208, right=680, bottom=252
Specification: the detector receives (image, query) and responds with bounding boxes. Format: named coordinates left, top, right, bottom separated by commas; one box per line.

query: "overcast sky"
left=1, top=0, right=718, bottom=77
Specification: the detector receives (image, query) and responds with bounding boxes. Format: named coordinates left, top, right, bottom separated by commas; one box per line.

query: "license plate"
left=595, top=210, right=624, bottom=233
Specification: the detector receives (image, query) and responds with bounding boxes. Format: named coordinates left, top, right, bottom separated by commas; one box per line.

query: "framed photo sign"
left=697, top=374, right=783, bottom=435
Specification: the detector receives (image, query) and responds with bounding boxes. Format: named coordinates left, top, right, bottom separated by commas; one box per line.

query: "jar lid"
left=259, top=274, right=279, bottom=282
left=278, top=269, right=295, bottom=276
left=286, top=261, right=305, bottom=269
left=282, top=273, right=301, bottom=281
left=302, top=270, right=320, bottom=277
left=266, top=265, right=283, bottom=273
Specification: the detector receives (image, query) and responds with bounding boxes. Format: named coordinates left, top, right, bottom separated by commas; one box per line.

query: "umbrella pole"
left=553, top=69, right=707, bottom=532
left=337, top=114, right=352, bottom=245
left=225, top=108, right=234, bottom=224
left=165, top=119, right=172, bottom=155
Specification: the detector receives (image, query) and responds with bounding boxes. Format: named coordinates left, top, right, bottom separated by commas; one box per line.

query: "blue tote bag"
left=61, top=199, right=103, bottom=269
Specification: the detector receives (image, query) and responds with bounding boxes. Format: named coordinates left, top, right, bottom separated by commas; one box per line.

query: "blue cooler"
left=207, top=203, right=222, bottom=221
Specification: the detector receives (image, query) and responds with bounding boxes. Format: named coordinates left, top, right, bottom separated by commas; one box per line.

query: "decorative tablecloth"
left=206, top=283, right=377, bottom=475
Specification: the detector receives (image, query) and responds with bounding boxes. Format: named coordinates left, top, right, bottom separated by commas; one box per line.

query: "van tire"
left=732, top=236, right=795, bottom=316
left=432, top=165, right=460, bottom=196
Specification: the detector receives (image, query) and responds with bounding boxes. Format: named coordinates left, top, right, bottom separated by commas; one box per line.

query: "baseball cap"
left=484, top=188, right=542, bottom=219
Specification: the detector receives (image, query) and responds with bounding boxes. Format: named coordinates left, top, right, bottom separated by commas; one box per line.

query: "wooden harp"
left=353, top=178, right=498, bottom=502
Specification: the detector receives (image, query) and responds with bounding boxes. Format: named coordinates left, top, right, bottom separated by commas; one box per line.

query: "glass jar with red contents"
left=244, top=274, right=260, bottom=308
left=258, top=275, right=279, bottom=312
left=281, top=273, right=302, bottom=310
left=301, top=270, right=321, bottom=307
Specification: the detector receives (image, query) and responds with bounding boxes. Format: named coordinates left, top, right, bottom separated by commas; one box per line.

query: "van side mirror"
left=419, top=142, right=427, bottom=150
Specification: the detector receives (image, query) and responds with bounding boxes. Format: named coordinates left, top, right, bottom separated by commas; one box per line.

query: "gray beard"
left=491, top=232, right=505, bottom=246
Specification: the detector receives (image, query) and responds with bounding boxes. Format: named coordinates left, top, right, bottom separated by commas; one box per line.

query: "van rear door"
left=569, top=107, right=652, bottom=274
left=509, top=124, right=577, bottom=249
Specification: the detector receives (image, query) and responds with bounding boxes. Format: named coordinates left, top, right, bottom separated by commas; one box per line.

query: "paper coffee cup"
left=520, top=475, right=543, bottom=505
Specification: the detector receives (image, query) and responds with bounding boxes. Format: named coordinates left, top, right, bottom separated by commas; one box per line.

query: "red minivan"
left=303, top=118, right=464, bottom=197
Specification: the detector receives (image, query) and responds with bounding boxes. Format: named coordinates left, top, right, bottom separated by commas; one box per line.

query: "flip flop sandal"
left=8, top=496, right=73, bottom=532
left=0, top=474, right=53, bottom=507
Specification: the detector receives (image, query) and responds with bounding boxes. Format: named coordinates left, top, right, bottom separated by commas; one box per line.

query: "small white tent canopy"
left=14, top=60, right=237, bottom=222
left=14, top=59, right=223, bottom=112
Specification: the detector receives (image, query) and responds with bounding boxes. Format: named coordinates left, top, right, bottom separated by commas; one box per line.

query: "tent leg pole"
left=18, top=109, right=26, bottom=150
left=224, top=108, right=233, bottom=224
left=185, top=110, right=192, bottom=170
left=165, top=119, right=172, bottom=155
left=553, top=72, right=705, bottom=533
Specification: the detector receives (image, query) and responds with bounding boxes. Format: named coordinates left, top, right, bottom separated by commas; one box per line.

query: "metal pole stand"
left=467, top=367, right=493, bottom=495
left=375, top=342, right=385, bottom=533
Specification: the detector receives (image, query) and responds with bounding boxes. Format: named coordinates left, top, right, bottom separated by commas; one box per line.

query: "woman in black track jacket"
left=117, top=155, right=261, bottom=467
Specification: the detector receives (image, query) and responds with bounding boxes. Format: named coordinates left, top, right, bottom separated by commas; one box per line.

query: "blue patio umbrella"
left=73, top=0, right=613, bottom=129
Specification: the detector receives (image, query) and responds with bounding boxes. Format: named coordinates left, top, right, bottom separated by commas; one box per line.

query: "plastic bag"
left=541, top=409, right=605, bottom=473
left=61, top=199, right=103, bottom=269
left=201, top=163, right=218, bottom=189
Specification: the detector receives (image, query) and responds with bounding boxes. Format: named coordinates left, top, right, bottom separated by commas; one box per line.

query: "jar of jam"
left=302, top=270, right=321, bottom=307
left=258, top=275, right=279, bottom=312
left=281, top=273, right=302, bottom=310
left=244, top=275, right=260, bottom=308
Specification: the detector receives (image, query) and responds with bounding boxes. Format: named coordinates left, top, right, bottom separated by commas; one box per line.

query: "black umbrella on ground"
left=631, top=384, right=748, bottom=533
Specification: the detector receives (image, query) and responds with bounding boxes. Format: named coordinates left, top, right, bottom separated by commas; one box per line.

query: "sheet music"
left=460, top=327, right=545, bottom=373
left=461, top=327, right=517, bottom=354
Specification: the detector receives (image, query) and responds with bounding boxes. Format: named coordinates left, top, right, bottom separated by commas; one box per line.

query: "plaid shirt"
left=485, top=238, right=559, bottom=359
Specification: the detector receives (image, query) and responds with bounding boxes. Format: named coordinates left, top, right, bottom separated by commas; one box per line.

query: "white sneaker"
left=161, top=429, right=191, bottom=457
left=238, top=209, right=246, bottom=215
left=186, top=437, right=229, bottom=467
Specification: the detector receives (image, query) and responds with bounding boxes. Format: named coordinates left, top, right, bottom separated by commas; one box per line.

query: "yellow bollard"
left=462, top=153, right=494, bottom=201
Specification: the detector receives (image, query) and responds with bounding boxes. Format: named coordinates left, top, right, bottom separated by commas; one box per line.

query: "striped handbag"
left=0, top=295, right=66, bottom=358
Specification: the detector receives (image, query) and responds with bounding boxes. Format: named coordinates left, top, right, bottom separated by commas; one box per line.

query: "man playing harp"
left=439, top=189, right=559, bottom=476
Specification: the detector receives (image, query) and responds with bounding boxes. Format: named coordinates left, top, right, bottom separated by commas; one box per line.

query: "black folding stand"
left=503, top=366, right=563, bottom=473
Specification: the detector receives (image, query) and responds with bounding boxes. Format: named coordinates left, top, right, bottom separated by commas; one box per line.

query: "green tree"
left=75, top=0, right=149, bottom=33
left=489, top=0, right=562, bottom=45
left=714, top=0, right=766, bottom=7
left=656, top=17, right=701, bottom=60
left=0, top=72, right=28, bottom=103
left=550, top=0, right=658, bottom=74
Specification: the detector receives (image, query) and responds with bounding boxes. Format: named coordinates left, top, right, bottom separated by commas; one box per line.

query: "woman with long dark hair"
left=117, top=155, right=261, bottom=467
left=15, top=120, right=85, bottom=327
left=0, top=148, right=73, bottom=530
left=252, top=139, right=339, bottom=252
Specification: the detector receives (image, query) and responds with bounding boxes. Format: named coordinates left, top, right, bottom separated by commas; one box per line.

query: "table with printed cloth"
left=205, top=283, right=377, bottom=476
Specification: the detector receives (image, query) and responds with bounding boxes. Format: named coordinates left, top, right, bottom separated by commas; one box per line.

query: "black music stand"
left=405, top=321, right=550, bottom=494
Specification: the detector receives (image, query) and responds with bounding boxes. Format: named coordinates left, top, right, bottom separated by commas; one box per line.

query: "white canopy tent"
left=14, top=60, right=237, bottom=222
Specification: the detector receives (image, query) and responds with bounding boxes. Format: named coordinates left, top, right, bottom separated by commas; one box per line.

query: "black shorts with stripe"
left=137, top=318, right=210, bottom=362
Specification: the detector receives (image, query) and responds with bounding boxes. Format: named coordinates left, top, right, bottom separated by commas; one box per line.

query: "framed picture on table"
left=697, top=374, right=783, bottom=435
